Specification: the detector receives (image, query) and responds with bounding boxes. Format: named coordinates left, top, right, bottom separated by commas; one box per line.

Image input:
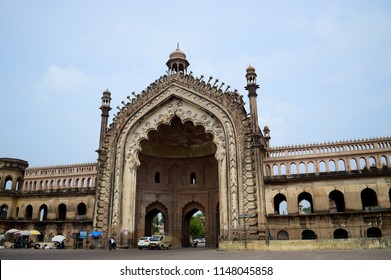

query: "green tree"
left=190, top=212, right=205, bottom=238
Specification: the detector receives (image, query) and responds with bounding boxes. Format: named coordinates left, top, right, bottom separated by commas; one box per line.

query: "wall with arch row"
left=266, top=137, right=391, bottom=158
left=21, top=163, right=98, bottom=192
left=264, top=137, right=391, bottom=177
left=0, top=201, right=91, bottom=221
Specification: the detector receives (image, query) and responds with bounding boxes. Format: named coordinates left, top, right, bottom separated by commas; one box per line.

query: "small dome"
left=102, top=88, right=111, bottom=96
left=246, top=64, right=256, bottom=74
left=169, top=47, right=187, bottom=60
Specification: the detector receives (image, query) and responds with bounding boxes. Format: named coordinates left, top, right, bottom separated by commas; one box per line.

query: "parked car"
left=137, top=237, right=151, bottom=249
left=148, top=235, right=172, bottom=250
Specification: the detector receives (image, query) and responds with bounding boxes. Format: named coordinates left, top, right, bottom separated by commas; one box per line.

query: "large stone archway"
left=115, top=85, right=238, bottom=246
left=94, top=73, right=260, bottom=248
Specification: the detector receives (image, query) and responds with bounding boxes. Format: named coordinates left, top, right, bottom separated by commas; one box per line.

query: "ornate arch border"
left=99, top=82, right=246, bottom=244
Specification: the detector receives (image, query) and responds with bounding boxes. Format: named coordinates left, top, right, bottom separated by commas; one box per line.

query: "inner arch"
left=140, top=116, right=216, bottom=158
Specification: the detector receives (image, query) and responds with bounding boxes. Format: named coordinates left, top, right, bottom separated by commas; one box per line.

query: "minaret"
left=244, top=64, right=269, bottom=242
left=245, top=64, right=260, bottom=137
left=166, top=44, right=190, bottom=74
left=99, top=89, right=112, bottom=149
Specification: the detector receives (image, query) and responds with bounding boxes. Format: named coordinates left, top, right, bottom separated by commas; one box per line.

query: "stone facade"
left=1, top=49, right=390, bottom=249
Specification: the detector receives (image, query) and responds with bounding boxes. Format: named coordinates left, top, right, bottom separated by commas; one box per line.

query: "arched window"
left=333, top=228, right=348, bottom=239
left=25, top=205, right=33, bottom=220
left=280, top=164, right=286, bottom=175
left=77, top=203, right=87, bottom=216
left=329, top=190, right=345, bottom=212
left=274, top=193, right=288, bottom=215
left=369, top=157, right=376, bottom=168
left=58, top=203, right=67, bottom=220
left=39, top=204, right=48, bottom=221
left=4, top=177, right=12, bottom=190
left=319, top=161, right=327, bottom=172
left=308, top=162, right=315, bottom=173
left=381, top=156, right=387, bottom=167
left=299, top=162, right=306, bottom=174
left=155, top=172, right=160, bottom=183
left=0, top=204, right=8, bottom=219
left=290, top=163, right=297, bottom=175
left=301, top=229, right=317, bottom=240
left=272, top=164, right=278, bottom=176
left=190, top=172, right=196, bottom=184
left=298, top=192, right=313, bottom=214
left=360, top=157, right=367, bottom=170
left=16, top=178, right=22, bottom=191
left=367, top=227, right=382, bottom=238
left=361, top=188, right=378, bottom=210
left=277, top=230, right=289, bottom=240
left=329, top=160, right=336, bottom=172
left=350, top=158, right=358, bottom=171
left=338, top=159, right=346, bottom=171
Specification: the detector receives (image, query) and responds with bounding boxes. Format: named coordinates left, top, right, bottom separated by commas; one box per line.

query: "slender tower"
left=244, top=65, right=269, bottom=241
left=99, top=89, right=112, bottom=149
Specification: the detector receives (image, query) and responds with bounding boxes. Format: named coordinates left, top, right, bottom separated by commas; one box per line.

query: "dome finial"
left=166, top=44, right=190, bottom=74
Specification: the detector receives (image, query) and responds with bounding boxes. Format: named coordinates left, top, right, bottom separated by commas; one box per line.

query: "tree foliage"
left=190, top=212, right=205, bottom=238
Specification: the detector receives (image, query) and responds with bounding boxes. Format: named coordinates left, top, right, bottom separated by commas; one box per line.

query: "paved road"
left=1, top=247, right=390, bottom=260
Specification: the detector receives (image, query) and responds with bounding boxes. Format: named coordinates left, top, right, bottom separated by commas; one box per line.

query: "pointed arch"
left=329, top=190, right=345, bottom=212
left=361, top=188, right=378, bottom=209
left=145, top=201, right=169, bottom=237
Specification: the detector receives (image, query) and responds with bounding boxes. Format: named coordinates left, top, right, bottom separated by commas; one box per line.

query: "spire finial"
left=177, top=42, right=180, bottom=49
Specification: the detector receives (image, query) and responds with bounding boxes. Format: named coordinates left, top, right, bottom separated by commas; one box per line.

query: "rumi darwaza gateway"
left=1, top=48, right=391, bottom=250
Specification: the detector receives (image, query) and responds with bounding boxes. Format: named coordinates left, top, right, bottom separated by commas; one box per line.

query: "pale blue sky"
left=1, top=0, right=390, bottom=167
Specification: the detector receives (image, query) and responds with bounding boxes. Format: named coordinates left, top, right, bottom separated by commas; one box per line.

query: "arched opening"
left=25, top=205, right=33, bottom=220
left=350, top=158, right=358, bottom=171
left=301, top=229, right=317, bottom=240
left=298, top=192, right=313, bottom=214
left=135, top=115, right=218, bottom=248
left=58, top=203, right=67, bottom=220
left=146, top=210, right=165, bottom=236
left=319, top=161, right=327, bottom=172
left=333, top=228, right=348, bottom=239
left=4, top=177, right=12, bottom=190
left=39, top=204, right=48, bottom=221
left=182, top=202, right=205, bottom=247
left=367, top=227, right=382, bottom=238
left=277, top=230, right=289, bottom=240
left=154, top=172, right=160, bottom=183
left=329, top=190, right=345, bottom=212
left=77, top=203, right=87, bottom=215
left=0, top=204, right=8, bottom=219
left=273, top=193, right=288, bottom=215
left=361, top=188, right=378, bottom=210
left=190, top=172, right=197, bottom=184
left=145, top=202, right=168, bottom=237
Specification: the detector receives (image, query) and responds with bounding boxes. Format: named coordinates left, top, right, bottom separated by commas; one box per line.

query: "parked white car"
left=137, top=237, right=151, bottom=249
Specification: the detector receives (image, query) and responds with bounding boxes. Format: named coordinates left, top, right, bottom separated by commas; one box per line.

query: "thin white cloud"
left=41, top=65, right=90, bottom=93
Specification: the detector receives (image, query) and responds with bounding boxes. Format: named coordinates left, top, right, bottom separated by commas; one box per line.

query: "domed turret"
left=166, top=44, right=190, bottom=74
left=245, top=64, right=257, bottom=85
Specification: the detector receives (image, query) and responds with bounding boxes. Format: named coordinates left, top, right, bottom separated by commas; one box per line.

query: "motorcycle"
left=109, top=239, right=116, bottom=250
